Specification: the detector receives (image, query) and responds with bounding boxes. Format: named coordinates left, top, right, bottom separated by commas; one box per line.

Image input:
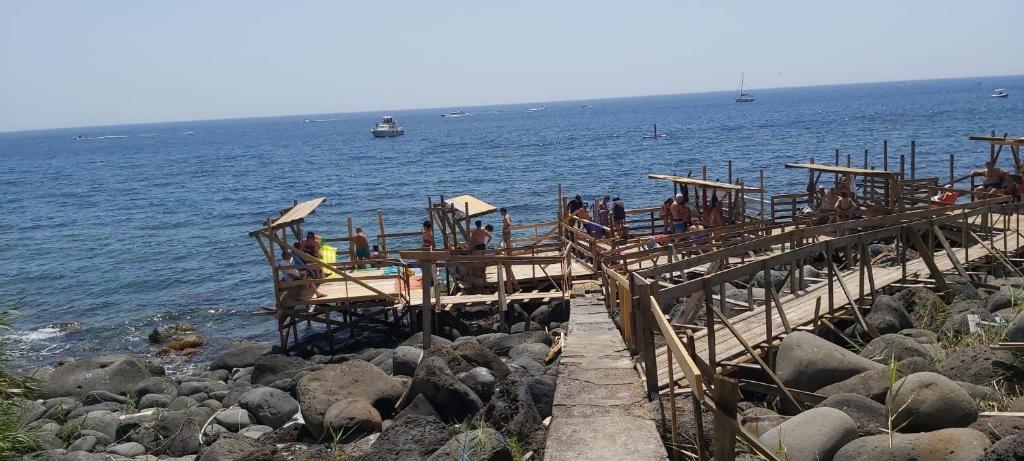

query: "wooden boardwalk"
left=653, top=214, right=1024, bottom=390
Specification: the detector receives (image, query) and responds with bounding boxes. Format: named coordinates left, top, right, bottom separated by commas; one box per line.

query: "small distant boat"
left=992, top=88, right=1009, bottom=98
left=735, top=72, right=754, bottom=103
left=642, top=125, right=667, bottom=139
left=371, top=116, right=405, bottom=138
left=528, top=106, right=547, bottom=112
left=440, top=110, right=467, bottom=118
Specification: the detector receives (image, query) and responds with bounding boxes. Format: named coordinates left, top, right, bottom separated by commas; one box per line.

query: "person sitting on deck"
left=470, top=220, right=492, bottom=251
left=422, top=221, right=435, bottom=250
left=279, top=249, right=325, bottom=298
left=500, top=208, right=512, bottom=250
left=660, top=198, right=673, bottom=233
left=301, top=231, right=321, bottom=258
left=353, top=228, right=371, bottom=263
left=975, top=161, right=1007, bottom=194
left=834, top=191, right=860, bottom=221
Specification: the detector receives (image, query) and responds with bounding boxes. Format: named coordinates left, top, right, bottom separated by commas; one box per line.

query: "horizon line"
left=3, top=72, right=1020, bottom=135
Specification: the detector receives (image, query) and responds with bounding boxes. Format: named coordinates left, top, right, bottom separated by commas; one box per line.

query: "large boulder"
left=947, top=275, right=981, bottom=301
left=197, top=432, right=258, bottom=461
left=451, top=342, right=512, bottom=380
left=237, top=387, right=299, bottom=429
left=508, top=343, right=550, bottom=364
left=888, top=372, right=978, bottom=432
left=40, top=355, right=154, bottom=398
left=400, top=332, right=453, bottom=349
left=861, top=295, right=914, bottom=335
left=427, top=428, right=512, bottom=461
left=355, top=415, right=454, bottom=461
left=1006, top=314, right=1024, bottom=342
left=480, top=331, right=551, bottom=357
left=482, top=375, right=542, bottom=442
left=981, top=433, right=1024, bottom=460
left=970, top=416, right=1024, bottom=442
left=939, top=346, right=1024, bottom=386
left=392, top=346, right=423, bottom=377
left=523, top=376, right=556, bottom=419
left=324, top=398, right=382, bottom=441
left=135, top=376, right=178, bottom=399
left=394, top=394, right=441, bottom=422
left=758, top=407, right=858, bottom=461
left=836, top=428, right=990, bottom=460
left=250, top=355, right=311, bottom=386
left=894, top=286, right=949, bottom=331
left=859, top=333, right=941, bottom=364
left=750, top=270, right=788, bottom=292
left=775, top=331, right=884, bottom=391
left=125, top=407, right=212, bottom=456
left=458, top=367, right=497, bottom=402
left=817, top=357, right=936, bottom=402
left=294, top=360, right=407, bottom=438
left=209, top=342, right=273, bottom=371
left=817, top=393, right=887, bottom=436
left=242, top=442, right=336, bottom=461
left=409, top=356, right=483, bottom=422
left=987, top=291, right=1015, bottom=312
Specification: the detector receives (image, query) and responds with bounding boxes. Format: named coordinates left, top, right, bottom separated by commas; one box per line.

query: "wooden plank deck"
left=653, top=215, right=1024, bottom=389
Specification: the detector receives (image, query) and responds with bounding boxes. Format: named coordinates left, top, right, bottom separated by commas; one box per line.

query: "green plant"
left=506, top=435, right=525, bottom=461
left=884, top=353, right=914, bottom=450
left=0, top=304, right=38, bottom=457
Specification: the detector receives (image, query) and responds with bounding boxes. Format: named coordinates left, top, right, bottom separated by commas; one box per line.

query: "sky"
left=1, top=0, right=1022, bottom=132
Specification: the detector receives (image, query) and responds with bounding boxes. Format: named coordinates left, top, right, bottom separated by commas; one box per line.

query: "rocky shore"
left=662, top=274, right=1024, bottom=460
left=12, top=301, right=567, bottom=461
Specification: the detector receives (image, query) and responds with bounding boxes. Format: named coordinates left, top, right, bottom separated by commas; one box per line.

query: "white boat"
left=735, top=73, right=755, bottom=102
left=371, top=116, right=404, bottom=137
left=991, top=88, right=1009, bottom=98
left=440, top=110, right=467, bottom=117
left=528, top=106, right=547, bottom=112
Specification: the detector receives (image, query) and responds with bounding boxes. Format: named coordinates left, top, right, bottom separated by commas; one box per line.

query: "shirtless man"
left=352, top=228, right=371, bottom=261
left=670, top=194, right=690, bottom=233
left=470, top=220, right=492, bottom=251
left=660, top=198, right=673, bottom=233
left=422, top=221, right=435, bottom=250
left=500, top=208, right=512, bottom=249
left=975, top=161, right=1006, bottom=194
left=834, top=191, right=860, bottom=222
left=301, top=231, right=321, bottom=258
left=836, top=175, right=853, bottom=195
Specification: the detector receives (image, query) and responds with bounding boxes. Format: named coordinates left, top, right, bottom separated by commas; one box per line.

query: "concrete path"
left=545, top=295, right=668, bottom=461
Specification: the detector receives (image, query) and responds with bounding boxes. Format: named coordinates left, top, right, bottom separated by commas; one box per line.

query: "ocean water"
left=1, top=76, right=1021, bottom=370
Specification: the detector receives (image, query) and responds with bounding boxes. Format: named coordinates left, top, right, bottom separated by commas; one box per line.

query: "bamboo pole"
left=376, top=209, right=388, bottom=259
left=910, top=140, right=916, bottom=179
left=883, top=140, right=889, bottom=171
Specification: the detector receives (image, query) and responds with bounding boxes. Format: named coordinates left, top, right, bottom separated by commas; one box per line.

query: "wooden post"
left=846, top=153, right=852, bottom=168
left=883, top=140, right=889, bottom=171
left=685, top=332, right=707, bottom=461
left=910, top=140, right=917, bottom=179
left=639, top=280, right=660, bottom=398
left=949, top=154, right=955, bottom=184
left=422, top=262, right=433, bottom=348
left=759, top=169, right=765, bottom=220
left=376, top=209, right=388, bottom=259
left=496, top=262, right=508, bottom=331
left=834, top=148, right=840, bottom=183
left=900, top=154, right=906, bottom=179
left=712, top=375, right=739, bottom=461
left=863, top=149, right=869, bottom=169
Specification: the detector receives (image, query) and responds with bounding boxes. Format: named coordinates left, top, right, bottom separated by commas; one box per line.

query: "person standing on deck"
left=500, top=208, right=512, bottom=250
left=660, top=198, right=673, bottom=233
left=353, top=228, right=371, bottom=263
left=670, top=194, right=688, bottom=233
left=567, top=195, right=584, bottom=226
left=422, top=221, right=435, bottom=250
left=612, top=197, right=626, bottom=232
left=470, top=220, right=491, bottom=251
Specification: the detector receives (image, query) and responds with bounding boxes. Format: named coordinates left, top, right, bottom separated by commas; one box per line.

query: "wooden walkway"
left=653, top=215, right=1024, bottom=390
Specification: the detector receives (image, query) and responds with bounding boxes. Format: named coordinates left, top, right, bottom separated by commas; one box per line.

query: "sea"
left=1, top=76, right=1022, bottom=372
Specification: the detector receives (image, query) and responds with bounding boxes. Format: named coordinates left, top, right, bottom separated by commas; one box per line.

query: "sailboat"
left=735, top=73, right=755, bottom=103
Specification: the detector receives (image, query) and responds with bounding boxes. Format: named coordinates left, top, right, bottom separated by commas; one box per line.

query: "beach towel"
left=319, top=244, right=339, bottom=278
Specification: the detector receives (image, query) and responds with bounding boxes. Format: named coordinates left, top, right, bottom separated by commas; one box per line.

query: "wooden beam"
left=712, top=307, right=803, bottom=411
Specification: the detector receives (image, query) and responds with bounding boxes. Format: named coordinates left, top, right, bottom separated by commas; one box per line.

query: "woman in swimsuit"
left=660, top=198, right=673, bottom=233
left=422, top=220, right=435, bottom=250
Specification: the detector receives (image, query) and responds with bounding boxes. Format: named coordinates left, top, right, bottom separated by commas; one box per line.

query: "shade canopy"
left=784, top=163, right=899, bottom=177
left=647, top=174, right=762, bottom=192
left=444, top=194, right=497, bottom=217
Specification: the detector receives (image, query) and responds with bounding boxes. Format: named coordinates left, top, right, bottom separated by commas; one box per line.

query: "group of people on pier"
left=657, top=191, right=726, bottom=234
left=420, top=207, right=513, bottom=252
left=567, top=194, right=628, bottom=237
